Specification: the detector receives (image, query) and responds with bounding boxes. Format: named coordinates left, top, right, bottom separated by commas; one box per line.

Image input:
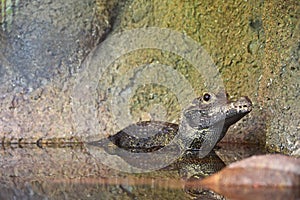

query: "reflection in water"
left=179, top=150, right=226, bottom=199
left=0, top=143, right=273, bottom=199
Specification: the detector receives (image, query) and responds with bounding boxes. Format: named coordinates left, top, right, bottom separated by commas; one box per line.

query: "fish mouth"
left=224, top=96, right=252, bottom=127
left=224, top=110, right=250, bottom=127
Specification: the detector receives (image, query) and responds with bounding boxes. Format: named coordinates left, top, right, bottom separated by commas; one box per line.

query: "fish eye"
left=203, top=93, right=211, bottom=102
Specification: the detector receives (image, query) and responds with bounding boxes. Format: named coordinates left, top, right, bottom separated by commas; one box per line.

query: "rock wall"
left=0, top=0, right=298, bottom=156
left=0, top=0, right=119, bottom=140
left=112, top=0, right=266, bottom=145
left=111, top=0, right=299, bottom=155
left=260, top=0, right=299, bottom=155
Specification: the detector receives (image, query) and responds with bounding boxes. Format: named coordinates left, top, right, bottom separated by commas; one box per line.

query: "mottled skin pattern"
left=1, top=92, right=251, bottom=152
left=93, top=92, right=252, bottom=153
left=107, top=121, right=179, bottom=153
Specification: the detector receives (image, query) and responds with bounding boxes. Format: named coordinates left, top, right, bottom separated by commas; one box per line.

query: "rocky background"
left=0, top=0, right=298, bottom=199
left=0, top=0, right=119, bottom=140
left=111, top=0, right=299, bottom=156
left=0, top=0, right=299, bottom=156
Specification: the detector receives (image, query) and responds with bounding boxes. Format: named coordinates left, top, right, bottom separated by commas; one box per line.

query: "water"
left=0, top=143, right=276, bottom=200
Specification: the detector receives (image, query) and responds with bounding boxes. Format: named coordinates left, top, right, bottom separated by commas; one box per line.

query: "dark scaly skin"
left=92, top=92, right=252, bottom=153
left=107, top=121, right=179, bottom=153
left=1, top=92, right=252, bottom=152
